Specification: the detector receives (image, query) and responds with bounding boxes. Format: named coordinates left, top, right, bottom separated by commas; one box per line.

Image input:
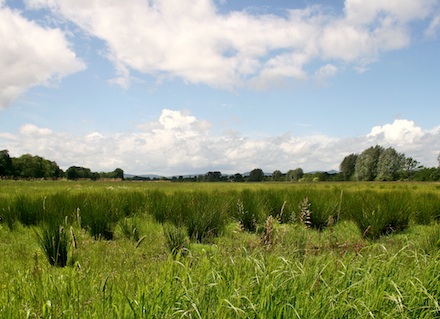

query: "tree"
left=66, top=166, right=92, bottom=180
left=271, top=170, right=282, bottom=181
left=438, top=152, right=440, bottom=168
left=355, top=145, right=383, bottom=181
left=248, top=168, right=264, bottom=182
left=376, top=147, right=404, bottom=181
left=12, top=154, right=61, bottom=179
left=286, top=168, right=304, bottom=181
left=232, top=173, right=244, bottom=182
left=112, top=168, right=124, bottom=179
left=205, top=171, right=222, bottom=182
left=0, top=150, right=13, bottom=177
left=400, top=157, right=419, bottom=180
left=339, top=154, right=358, bottom=181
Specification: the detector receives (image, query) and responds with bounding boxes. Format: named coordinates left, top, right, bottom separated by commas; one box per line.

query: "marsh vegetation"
left=0, top=181, right=439, bottom=318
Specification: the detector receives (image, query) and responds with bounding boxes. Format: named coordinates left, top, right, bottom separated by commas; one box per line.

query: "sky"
left=0, top=0, right=440, bottom=176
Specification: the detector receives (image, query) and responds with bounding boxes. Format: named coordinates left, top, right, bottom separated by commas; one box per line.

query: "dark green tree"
left=205, top=171, right=222, bottom=182
left=339, top=154, right=358, bottom=181
left=248, top=168, right=264, bottom=182
left=232, top=173, right=244, bottom=182
left=112, top=168, right=124, bottom=179
left=0, top=150, right=13, bottom=177
left=12, top=154, right=61, bottom=179
left=66, top=166, right=92, bottom=180
left=399, top=157, right=419, bottom=180
left=271, top=170, right=282, bottom=181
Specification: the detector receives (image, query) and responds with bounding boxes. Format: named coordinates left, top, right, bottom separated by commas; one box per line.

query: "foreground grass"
left=1, top=219, right=439, bottom=318
left=0, top=180, right=439, bottom=318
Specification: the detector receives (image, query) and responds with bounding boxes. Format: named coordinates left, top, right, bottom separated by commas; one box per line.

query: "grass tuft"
left=36, top=223, right=69, bottom=267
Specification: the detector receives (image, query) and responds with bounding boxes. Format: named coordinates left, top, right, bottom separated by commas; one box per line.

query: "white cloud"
left=0, top=3, right=85, bottom=108
left=367, top=119, right=424, bottom=145
left=425, top=13, right=440, bottom=38
left=19, top=124, right=53, bottom=136
left=1, top=111, right=439, bottom=175
left=315, top=64, right=338, bottom=80
left=23, top=0, right=439, bottom=90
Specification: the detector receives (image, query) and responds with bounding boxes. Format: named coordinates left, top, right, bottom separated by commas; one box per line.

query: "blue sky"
left=0, top=0, right=439, bottom=175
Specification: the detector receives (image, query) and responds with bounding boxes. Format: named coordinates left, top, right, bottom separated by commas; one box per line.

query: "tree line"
left=0, top=150, right=124, bottom=180
left=339, top=145, right=440, bottom=182
left=1, top=146, right=439, bottom=182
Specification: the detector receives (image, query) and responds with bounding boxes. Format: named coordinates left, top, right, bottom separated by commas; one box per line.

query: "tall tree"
left=0, top=150, right=13, bottom=177
left=339, top=154, right=358, bottom=181
left=66, top=166, right=92, bottom=180
left=287, top=168, right=304, bottom=181
left=271, top=170, right=282, bottom=181
left=232, top=173, right=244, bottom=182
left=12, top=154, right=61, bottom=179
left=376, top=147, right=404, bottom=181
left=113, top=168, right=124, bottom=179
left=248, top=168, right=264, bottom=182
left=400, top=157, right=419, bottom=180
left=355, top=145, right=383, bottom=181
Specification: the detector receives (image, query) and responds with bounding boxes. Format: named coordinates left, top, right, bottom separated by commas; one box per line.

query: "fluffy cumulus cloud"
left=0, top=3, right=85, bottom=108
left=1, top=110, right=439, bottom=175
left=22, top=0, right=439, bottom=89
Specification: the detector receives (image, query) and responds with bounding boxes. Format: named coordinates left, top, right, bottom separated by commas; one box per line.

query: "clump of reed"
left=163, top=224, right=189, bottom=256
left=36, top=222, right=69, bottom=267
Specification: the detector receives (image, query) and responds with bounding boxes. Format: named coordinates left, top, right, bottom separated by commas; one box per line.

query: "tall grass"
left=36, top=223, right=69, bottom=267
left=0, top=180, right=439, bottom=317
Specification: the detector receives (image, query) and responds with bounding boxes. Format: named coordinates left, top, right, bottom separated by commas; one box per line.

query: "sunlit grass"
left=0, top=180, right=438, bottom=317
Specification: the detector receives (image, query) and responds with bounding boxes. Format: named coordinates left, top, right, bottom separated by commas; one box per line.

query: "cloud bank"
left=0, top=3, right=85, bottom=108
left=1, top=110, right=438, bottom=175
left=0, top=0, right=438, bottom=107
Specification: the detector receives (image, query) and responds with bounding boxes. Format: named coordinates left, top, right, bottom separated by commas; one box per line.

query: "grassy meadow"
left=0, top=180, right=439, bottom=318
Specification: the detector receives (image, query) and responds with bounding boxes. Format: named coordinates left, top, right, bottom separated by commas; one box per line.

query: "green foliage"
left=355, top=145, right=384, bottom=181
left=12, top=154, right=61, bottom=179
left=0, top=181, right=439, bottom=318
left=271, top=170, right=283, bottom=181
left=339, top=153, right=358, bottom=181
left=0, top=149, right=13, bottom=177
left=376, top=147, right=405, bottom=181
left=345, top=190, right=411, bottom=239
left=163, top=224, right=189, bottom=256
left=235, top=189, right=262, bottom=232
left=118, top=217, right=140, bottom=241
left=181, top=192, right=229, bottom=242
left=36, top=223, right=69, bottom=267
left=286, top=167, right=304, bottom=181
left=66, top=166, right=93, bottom=180
left=248, top=168, right=265, bottom=182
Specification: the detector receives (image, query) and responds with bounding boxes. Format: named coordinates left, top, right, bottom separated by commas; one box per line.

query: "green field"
left=0, top=180, right=439, bottom=318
